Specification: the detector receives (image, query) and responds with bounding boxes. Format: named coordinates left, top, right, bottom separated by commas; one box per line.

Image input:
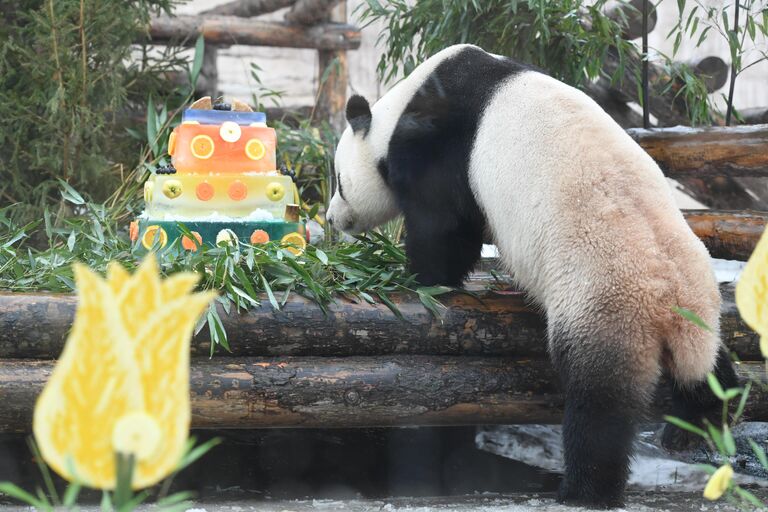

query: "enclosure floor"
left=1, top=493, right=763, bottom=511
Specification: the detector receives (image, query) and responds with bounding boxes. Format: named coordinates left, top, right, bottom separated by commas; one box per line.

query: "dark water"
left=0, top=427, right=560, bottom=503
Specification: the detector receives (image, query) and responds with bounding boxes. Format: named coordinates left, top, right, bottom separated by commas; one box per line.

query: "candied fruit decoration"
left=142, top=225, right=168, bottom=250
left=250, top=229, right=270, bottom=244
left=190, top=134, right=215, bottom=159
left=245, top=138, right=266, bottom=160
left=168, top=131, right=177, bottom=156
left=281, top=232, right=306, bottom=256
left=228, top=180, right=248, bottom=201
left=219, top=121, right=242, bottom=143
left=129, top=221, right=139, bottom=242
left=196, top=181, right=214, bottom=201
left=216, top=229, right=238, bottom=246
left=181, top=231, right=203, bottom=251
left=162, top=179, right=183, bottom=199
left=266, top=182, right=285, bottom=202
left=144, top=181, right=154, bottom=202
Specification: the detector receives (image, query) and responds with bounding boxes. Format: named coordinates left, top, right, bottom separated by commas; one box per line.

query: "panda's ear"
left=346, top=95, right=372, bottom=135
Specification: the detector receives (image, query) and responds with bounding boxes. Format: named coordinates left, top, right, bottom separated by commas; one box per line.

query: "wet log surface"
left=631, top=124, right=768, bottom=178
left=0, top=357, right=764, bottom=432
left=0, top=283, right=760, bottom=360
left=683, top=210, right=767, bottom=260
left=147, top=15, right=361, bottom=50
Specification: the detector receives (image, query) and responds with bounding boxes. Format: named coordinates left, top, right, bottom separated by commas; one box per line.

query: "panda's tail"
left=661, top=311, right=739, bottom=450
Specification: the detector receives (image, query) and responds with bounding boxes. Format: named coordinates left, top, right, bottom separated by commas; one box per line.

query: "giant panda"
left=326, top=44, right=738, bottom=508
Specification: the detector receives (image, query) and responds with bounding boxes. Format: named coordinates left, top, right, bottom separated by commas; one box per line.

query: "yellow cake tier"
left=144, top=173, right=298, bottom=220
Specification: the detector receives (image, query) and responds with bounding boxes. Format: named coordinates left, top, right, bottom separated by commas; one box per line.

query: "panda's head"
left=326, top=95, right=400, bottom=234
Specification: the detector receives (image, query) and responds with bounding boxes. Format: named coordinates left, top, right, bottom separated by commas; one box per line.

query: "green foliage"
left=667, top=0, right=768, bottom=125
left=0, top=437, right=218, bottom=511
left=358, top=0, right=635, bottom=87
left=0, top=187, right=450, bottom=354
left=0, top=0, right=186, bottom=215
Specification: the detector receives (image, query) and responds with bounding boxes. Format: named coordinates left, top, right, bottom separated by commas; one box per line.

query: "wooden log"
left=147, top=15, right=361, bottom=50
left=201, top=0, right=296, bottom=17
left=0, top=282, right=761, bottom=361
left=315, top=2, right=347, bottom=130
left=631, top=124, right=768, bottom=178
left=683, top=210, right=766, bottom=260
left=605, top=0, right=657, bottom=40
left=285, top=0, right=342, bottom=25
left=198, top=42, right=219, bottom=98
left=740, top=107, right=768, bottom=125
left=0, top=357, right=764, bottom=432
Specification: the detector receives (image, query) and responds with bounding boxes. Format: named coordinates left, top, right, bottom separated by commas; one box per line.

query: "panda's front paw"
left=556, top=481, right=624, bottom=509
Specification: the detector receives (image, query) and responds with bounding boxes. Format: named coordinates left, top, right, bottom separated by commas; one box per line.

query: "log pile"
left=0, top=280, right=765, bottom=432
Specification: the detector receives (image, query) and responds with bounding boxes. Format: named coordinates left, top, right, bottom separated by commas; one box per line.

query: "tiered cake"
left=131, top=97, right=306, bottom=254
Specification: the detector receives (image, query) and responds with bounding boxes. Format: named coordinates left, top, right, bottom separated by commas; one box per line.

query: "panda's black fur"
left=333, top=45, right=739, bottom=509
left=347, top=50, right=537, bottom=287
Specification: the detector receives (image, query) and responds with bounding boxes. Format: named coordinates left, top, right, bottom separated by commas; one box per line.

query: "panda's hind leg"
left=661, top=345, right=739, bottom=451
left=550, top=324, right=660, bottom=509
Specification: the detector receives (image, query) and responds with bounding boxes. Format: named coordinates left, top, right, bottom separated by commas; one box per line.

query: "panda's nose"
left=327, top=216, right=334, bottom=226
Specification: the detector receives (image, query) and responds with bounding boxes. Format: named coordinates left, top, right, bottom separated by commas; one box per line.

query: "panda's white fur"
left=327, top=44, right=736, bottom=508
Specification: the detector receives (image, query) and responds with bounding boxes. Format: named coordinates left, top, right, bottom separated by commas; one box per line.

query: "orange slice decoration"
left=190, top=135, right=214, bottom=159
left=228, top=180, right=248, bottom=201
left=250, top=229, right=270, bottom=244
left=245, top=139, right=266, bottom=160
left=181, top=232, right=203, bottom=251
left=196, top=182, right=214, bottom=201
left=142, top=226, right=168, bottom=250
left=168, top=131, right=177, bottom=156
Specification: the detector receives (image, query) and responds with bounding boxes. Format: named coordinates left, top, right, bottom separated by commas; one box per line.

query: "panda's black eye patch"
left=337, top=175, right=345, bottom=199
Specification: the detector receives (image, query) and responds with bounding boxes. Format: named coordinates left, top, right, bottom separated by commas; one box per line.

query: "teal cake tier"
left=135, top=218, right=306, bottom=251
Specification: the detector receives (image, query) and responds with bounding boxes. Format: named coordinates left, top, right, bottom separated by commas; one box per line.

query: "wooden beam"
left=147, top=15, right=361, bottom=50
left=0, top=282, right=760, bottom=360
left=285, top=0, right=343, bottom=25
left=201, top=0, right=296, bottom=17
left=315, top=1, right=347, bottom=130
left=0, top=357, right=764, bottom=432
left=631, top=124, right=768, bottom=178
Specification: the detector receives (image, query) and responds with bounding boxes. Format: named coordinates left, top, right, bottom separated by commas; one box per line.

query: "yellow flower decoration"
left=703, top=464, right=734, bottom=501
left=735, top=227, right=768, bottom=358
left=33, top=255, right=216, bottom=490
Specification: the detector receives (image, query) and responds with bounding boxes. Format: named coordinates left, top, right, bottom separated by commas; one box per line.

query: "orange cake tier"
left=144, top=173, right=298, bottom=220
left=169, top=121, right=277, bottom=174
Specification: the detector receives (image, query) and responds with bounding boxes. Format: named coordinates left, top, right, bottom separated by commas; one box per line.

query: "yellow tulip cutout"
left=703, top=464, right=734, bottom=501
left=33, top=255, right=216, bottom=490
left=735, top=226, right=768, bottom=359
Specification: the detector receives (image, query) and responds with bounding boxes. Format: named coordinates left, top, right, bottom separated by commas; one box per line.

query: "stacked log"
left=0, top=280, right=764, bottom=432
